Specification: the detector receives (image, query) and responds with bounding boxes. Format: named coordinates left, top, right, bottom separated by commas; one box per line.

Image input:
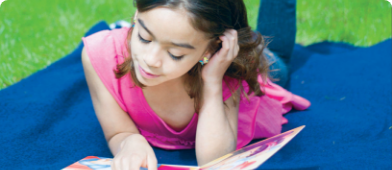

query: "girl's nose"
left=144, top=44, right=162, bottom=68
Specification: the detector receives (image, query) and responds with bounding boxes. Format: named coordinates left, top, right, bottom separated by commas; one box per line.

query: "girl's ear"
left=202, top=38, right=222, bottom=60
left=202, top=52, right=212, bottom=60
left=133, top=10, right=139, bottom=21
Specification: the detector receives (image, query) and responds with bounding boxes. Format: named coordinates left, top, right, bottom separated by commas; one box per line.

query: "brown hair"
left=115, top=0, right=270, bottom=113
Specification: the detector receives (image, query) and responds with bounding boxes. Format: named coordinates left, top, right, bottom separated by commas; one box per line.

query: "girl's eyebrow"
left=138, top=18, right=195, bottom=50
left=138, top=19, right=155, bottom=38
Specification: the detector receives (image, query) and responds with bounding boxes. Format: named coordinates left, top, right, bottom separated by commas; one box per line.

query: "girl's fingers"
left=230, top=30, right=239, bottom=59
left=223, top=31, right=233, bottom=61
left=207, top=29, right=238, bottom=67
left=129, top=155, right=143, bottom=170
left=147, top=154, right=158, bottom=170
left=111, top=160, right=117, bottom=170
left=120, top=158, right=129, bottom=170
left=231, top=30, right=239, bottom=58
left=217, top=36, right=230, bottom=61
left=223, top=29, right=239, bottom=60
left=225, top=30, right=234, bottom=60
left=112, top=155, right=121, bottom=170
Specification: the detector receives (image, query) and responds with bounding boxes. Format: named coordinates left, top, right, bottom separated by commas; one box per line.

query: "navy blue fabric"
left=0, top=21, right=390, bottom=170
left=257, top=0, right=297, bottom=65
left=256, top=0, right=297, bottom=88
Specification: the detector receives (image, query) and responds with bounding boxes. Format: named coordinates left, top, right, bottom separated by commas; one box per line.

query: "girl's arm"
left=81, top=47, right=142, bottom=155
left=82, top=47, right=158, bottom=170
left=196, top=83, right=240, bottom=166
left=196, top=29, right=241, bottom=166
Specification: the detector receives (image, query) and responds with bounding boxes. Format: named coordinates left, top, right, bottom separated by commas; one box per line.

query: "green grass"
left=0, top=0, right=391, bottom=89
left=296, top=0, right=391, bottom=46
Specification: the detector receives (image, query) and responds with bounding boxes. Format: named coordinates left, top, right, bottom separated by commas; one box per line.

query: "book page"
left=199, top=125, right=305, bottom=170
left=62, top=156, right=199, bottom=170
left=63, top=126, right=304, bottom=170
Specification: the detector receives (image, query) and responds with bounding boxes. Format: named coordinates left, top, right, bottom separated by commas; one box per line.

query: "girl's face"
left=130, top=7, right=212, bottom=87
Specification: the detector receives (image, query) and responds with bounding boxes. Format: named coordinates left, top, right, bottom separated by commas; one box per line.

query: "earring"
left=199, top=57, right=209, bottom=66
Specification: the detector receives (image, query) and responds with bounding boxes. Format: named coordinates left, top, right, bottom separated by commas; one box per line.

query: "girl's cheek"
left=130, top=40, right=143, bottom=59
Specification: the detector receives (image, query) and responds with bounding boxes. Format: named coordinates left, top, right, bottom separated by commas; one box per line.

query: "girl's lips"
left=138, top=65, right=160, bottom=78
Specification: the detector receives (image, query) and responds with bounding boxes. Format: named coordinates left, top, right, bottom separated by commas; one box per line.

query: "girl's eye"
left=168, top=52, right=184, bottom=61
left=138, top=34, right=151, bottom=44
left=137, top=33, right=183, bottom=61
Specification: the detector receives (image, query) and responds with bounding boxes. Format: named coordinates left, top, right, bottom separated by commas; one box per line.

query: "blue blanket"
left=0, top=21, right=390, bottom=170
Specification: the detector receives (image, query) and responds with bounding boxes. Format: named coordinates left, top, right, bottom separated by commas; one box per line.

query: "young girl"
left=81, top=0, right=310, bottom=169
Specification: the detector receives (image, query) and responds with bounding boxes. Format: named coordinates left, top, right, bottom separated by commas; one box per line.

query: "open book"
left=63, top=125, right=305, bottom=170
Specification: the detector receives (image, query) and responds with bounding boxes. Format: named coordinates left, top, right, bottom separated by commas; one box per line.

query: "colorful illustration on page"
left=62, top=156, right=199, bottom=170
left=63, top=126, right=304, bottom=170
left=62, top=156, right=112, bottom=170
left=200, top=125, right=305, bottom=170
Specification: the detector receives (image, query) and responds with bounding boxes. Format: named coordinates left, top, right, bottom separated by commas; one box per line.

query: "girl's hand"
left=111, top=134, right=157, bottom=170
left=201, top=29, right=239, bottom=85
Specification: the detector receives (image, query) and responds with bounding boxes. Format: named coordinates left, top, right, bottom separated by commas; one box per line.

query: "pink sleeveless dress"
left=82, top=27, right=311, bottom=150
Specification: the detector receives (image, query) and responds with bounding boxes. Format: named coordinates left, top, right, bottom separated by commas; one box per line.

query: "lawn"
left=0, top=0, right=391, bottom=89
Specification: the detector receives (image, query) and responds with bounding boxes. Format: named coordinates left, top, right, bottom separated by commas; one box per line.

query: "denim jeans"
left=256, top=0, right=297, bottom=88
left=263, top=48, right=289, bottom=87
